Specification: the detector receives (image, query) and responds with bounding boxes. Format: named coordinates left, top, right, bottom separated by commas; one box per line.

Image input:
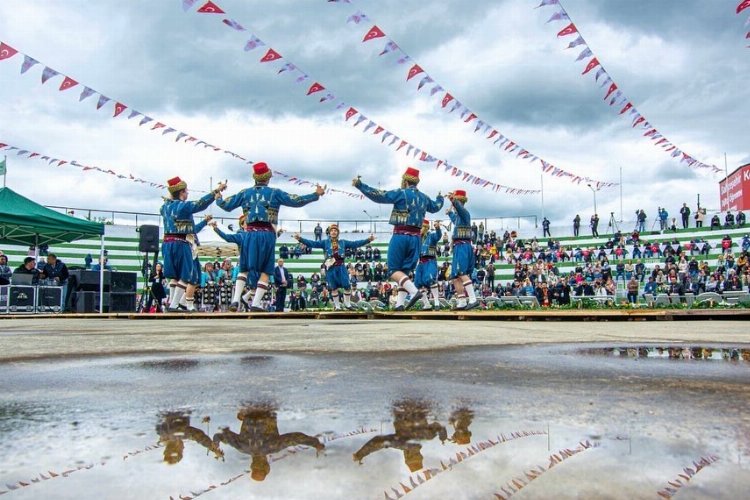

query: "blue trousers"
left=163, top=241, right=197, bottom=283
left=414, top=258, right=438, bottom=288
left=387, top=233, right=420, bottom=274
left=325, top=265, right=351, bottom=290
left=451, top=242, right=476, bottom=279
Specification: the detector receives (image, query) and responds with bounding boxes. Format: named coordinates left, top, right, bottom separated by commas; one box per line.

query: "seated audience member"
left=14, top=256, right=40, bottom=284
left=0, top=254, right=11, bottom=285
left=40, top=253, right=69, bottom=284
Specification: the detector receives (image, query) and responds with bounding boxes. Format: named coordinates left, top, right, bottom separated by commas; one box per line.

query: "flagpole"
left=540, top=174, right=545, bottom=220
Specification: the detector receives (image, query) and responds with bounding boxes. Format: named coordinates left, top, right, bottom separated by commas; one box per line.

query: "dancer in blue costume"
left=294, top=223, right=375, bottom=310
left=352, top=167, right=443, bottom=311
left=414, top=219, right=443, bottom=310
left=447, top=190, right=479, bottom=310
left=215, top=162, right=324, bottom=312
left=160, top=176, right=226, bottom=312
left=209, top=215, right=260, bottom=311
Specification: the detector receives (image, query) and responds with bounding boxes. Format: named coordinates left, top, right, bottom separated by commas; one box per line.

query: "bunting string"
left=332, top=6, right=618, bottom=190
left=0, top=140, right=167, bottom=189
left=737, top=0, right=750, bottom=47
left=536, top=0, right=721, bottom=173
left=0, top=41, right=361, bottom=198
left=183, top=1, right=540, bottom=195
left=656, top=454, right=720, bottom=499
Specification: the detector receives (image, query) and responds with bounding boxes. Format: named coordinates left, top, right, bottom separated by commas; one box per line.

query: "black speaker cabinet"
left=9, top=285, right=36, bottom=313
left=111, top=272, right=137, bottom=293
left=70, top=270, right=111, bottom=291
left=110, top=292, right=136, bottom=313
left=75, top=291, right=109, bottom=313
left=138, top=225, right=160, bottom=253
left=37, top=286, right=64, bottom=313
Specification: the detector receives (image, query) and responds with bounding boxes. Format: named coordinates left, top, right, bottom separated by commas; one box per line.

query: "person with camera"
left=590, top=213, right=600, bottom=237
left=636, top=209, right=647, bottom=233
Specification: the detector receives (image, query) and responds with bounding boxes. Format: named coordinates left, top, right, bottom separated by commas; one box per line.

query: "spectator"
left=147, top=262, right=167, bottom=313
left=643, top=276, right=657, bottom=297
left=0, top=254, right=11, bottom=285
left=91, top=256, right=113, bottom=272
left=737, top=211, right=746, bottom=227
left=40, top=253, right=69, bottom=285
left=725, top=211, right=735, bottom=228
left=694, top=208, right=705, bottom=228
left=279, top=244, right=289, bottom=260
left=590, top=214, right=599, bottom=237
left=535, top=281, right=551, bottom=307
left=478, top=222, right=485, bottom=242
left=679, top=203, right=691, bottom=229
left=314, top=223, right=323, bottom=242
left=14, top=256, right=40, bottom=284
left=573, top=214, right=581, bottom=237
left=658, top=207, right=669, bottom=231
left=710, top=214, right=721, bottom=230
left=636, top=209, right=647, bottom=233
left=273, top=259, right=292, bottom=312
left=626, top=276, right=639, bottom=304
left=542, top=217, right=551, bottom=238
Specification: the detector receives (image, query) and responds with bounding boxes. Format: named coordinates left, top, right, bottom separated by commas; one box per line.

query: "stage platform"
left=2, top=308, right=749, bottom=321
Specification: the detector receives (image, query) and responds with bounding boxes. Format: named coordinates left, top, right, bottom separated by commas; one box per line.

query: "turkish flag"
left=582, top=57, right=599, bottom=75
left=488, top=130, right=498, bottom=139
left=345, top=107, right=358, bottom=121
left=0, top=42, right=18, bottom=61
left=373, top=126, right=384, bottom=135
left=406, top=64, right=423, bottom=81
left=152, top=122, right=166, bottom=130
left=633, top=116, right=645, bottom=128
left=619, top=102, right=632, bottom=115
left=306, top=82, right=325, bottom=95
left=604, top=83, right=617, bottom=100
left=441, top=93, right=454, bottom=108
left=113, top=102, right=127, bottom=118
left=557, top=23, right=578, bottom=37
left=396, top=140, right=407, bottom=151
left=362, top=25, right=386, bottom=42
left=58, top=76, right=78, bottom=91
left=464, top=113, right=477, bottom=123
left=260, top=48, right=282, bottom=63
left=197, top=1, right=224, bottom=13
left=738, top=0, right=750, bottom=14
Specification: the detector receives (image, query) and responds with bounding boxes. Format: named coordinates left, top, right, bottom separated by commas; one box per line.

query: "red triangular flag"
left=152, top=122, right=166, bottom=130
left=619, top=102, right=632, bottom=115
left=464, top=113, right=477, bottom=123
left=362, top=25, right=386, bottom=42
left=603, top=83, right=617, bottom=100
left=345, top=107, right=358, bottom=121
left=260, top=48, right=282, bottom=63
left=306, top=82, right=325, bottom=95
left=582, top=57, right=600, bottom=75
left=396, top=140, right=407, bottom=151
left=738, top=0, right=750, bottom=14
left=58, top=76, right=78, bottom=91
left=557, top=23, right=578, bottom=37
left=488, top=130, right=498, bottom=139
left=0, top=42, right=18, bottom=61
left=373, top=126, right=384, bottom=135
left=441, top=93, right=454, bottom=108
left=197, top=1, right=224, bottom=14
left=406, top=64, right=423, bottom=81
left=113, top=102, right=127, bottom=118
left=633, top=116, right=645, bottom=128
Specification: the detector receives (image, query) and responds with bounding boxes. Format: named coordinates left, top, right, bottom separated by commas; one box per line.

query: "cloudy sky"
left=0, top=0, right=747, bottom=230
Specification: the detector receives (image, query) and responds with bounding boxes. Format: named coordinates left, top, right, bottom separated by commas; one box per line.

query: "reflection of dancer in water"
left=353, top=400, right=447, bottom=472
left=156, top=412, right=224, bottom=464
left=448, top=408, right=474, bottom=445
left=213, top=404, right=325, bottom=481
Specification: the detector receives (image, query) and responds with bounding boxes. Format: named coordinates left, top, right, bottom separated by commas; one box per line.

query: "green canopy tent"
left=0, top=187, right=106, bottom=312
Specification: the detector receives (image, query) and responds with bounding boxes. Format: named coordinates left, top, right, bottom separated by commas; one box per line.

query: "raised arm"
left=353, top=179, right=402, bottom=205
left=273, top=189, right=321, bottom=208
left=212, top=226, right=241, bottom=244
left=451, top=199, right=470, bottom=224
left=186, top=192, right=217, bottom=214
left=425, top=194, right=445, bottom=214
left=343, top=237, right=374, bottom=250
left=194, top=217, right=209, bottom=234
left=296, top=235, right=325, bottom=249
left=215, top=189, right=245, bottom=212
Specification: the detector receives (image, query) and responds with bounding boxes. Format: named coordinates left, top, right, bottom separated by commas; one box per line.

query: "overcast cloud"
left=0, top=0, right=747, bottom=228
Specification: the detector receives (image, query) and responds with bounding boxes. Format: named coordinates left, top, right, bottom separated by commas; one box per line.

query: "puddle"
left=579, top=346, right=750, bottom=362
left=0, top=345, right=748, bottom=499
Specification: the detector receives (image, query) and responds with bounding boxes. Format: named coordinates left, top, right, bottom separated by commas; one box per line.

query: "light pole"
left=363, top=210, right=374, bottom=233
left=587, top=184, right=598, bottom=215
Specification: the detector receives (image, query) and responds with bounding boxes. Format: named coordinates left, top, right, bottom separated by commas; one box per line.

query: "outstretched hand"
left=209, top=221, right=218, bottom=228
left=315, top=184, right=327, bottom=196
left=204, top=214, right=213, bottom=222
left=368, top=234, right=376, bottom=242
left=293, top=233, right=302, bottom=241
left=352, top=176, right=361, bottom=187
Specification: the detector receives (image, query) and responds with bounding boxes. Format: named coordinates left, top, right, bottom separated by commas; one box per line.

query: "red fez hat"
left=167, top=176, right=187, bottom=195
left=252, top=162, right=272, bottom=183
left=454, top=189, right=466, bottom=197
left=422, top=219, right=430, bottom=226
left=402, top=167, right=420, bottom=184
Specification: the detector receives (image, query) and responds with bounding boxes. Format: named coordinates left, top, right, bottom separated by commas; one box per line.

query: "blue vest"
left=420, top=228, right=442, bottom=257
left=160, top=193, right=215, bottom=235
left=449, top=200, right=472, bottom=240
left=355, top=181, right=444, bottom=228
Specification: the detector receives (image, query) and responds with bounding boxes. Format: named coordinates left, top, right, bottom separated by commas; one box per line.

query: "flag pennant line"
left=538, top=2, right=720, bottom=173
left=0, top=41, right=359, bottom=199
left=332, top=7, right=618, bottom=189
left=185, top=2, right=539, bottom=195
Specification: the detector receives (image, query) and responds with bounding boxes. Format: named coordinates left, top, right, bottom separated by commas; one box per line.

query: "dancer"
left=414, top=219, right=442, bottom=310
left=352, top=167, right=443, bottom=311
left=293, top=224, right=375, bottom=311
left=446, top=190, right=479, bottom=310
left=209, top=216, right=260, bottom=311
left=161, top=176, right=225, bottom=312
left=215, top=162, right=324, bottom=312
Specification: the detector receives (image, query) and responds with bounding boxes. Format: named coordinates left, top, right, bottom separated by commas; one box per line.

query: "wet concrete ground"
left=0, top=320, right=749, bottom=499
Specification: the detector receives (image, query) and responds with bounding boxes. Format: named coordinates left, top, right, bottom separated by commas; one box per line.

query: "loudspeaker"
left=110, top=292, right=136, bottom=312
left=111, top=272, right=137, bottom=293
left=9, top=285, right=36, bottom=313
left=75, top=291, right=109, bottom=313
left=37, top=286, right=64, bottom=313
left=70, top=270, right=111, bottom=291
left=138, top=225, right=160, bottom=253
